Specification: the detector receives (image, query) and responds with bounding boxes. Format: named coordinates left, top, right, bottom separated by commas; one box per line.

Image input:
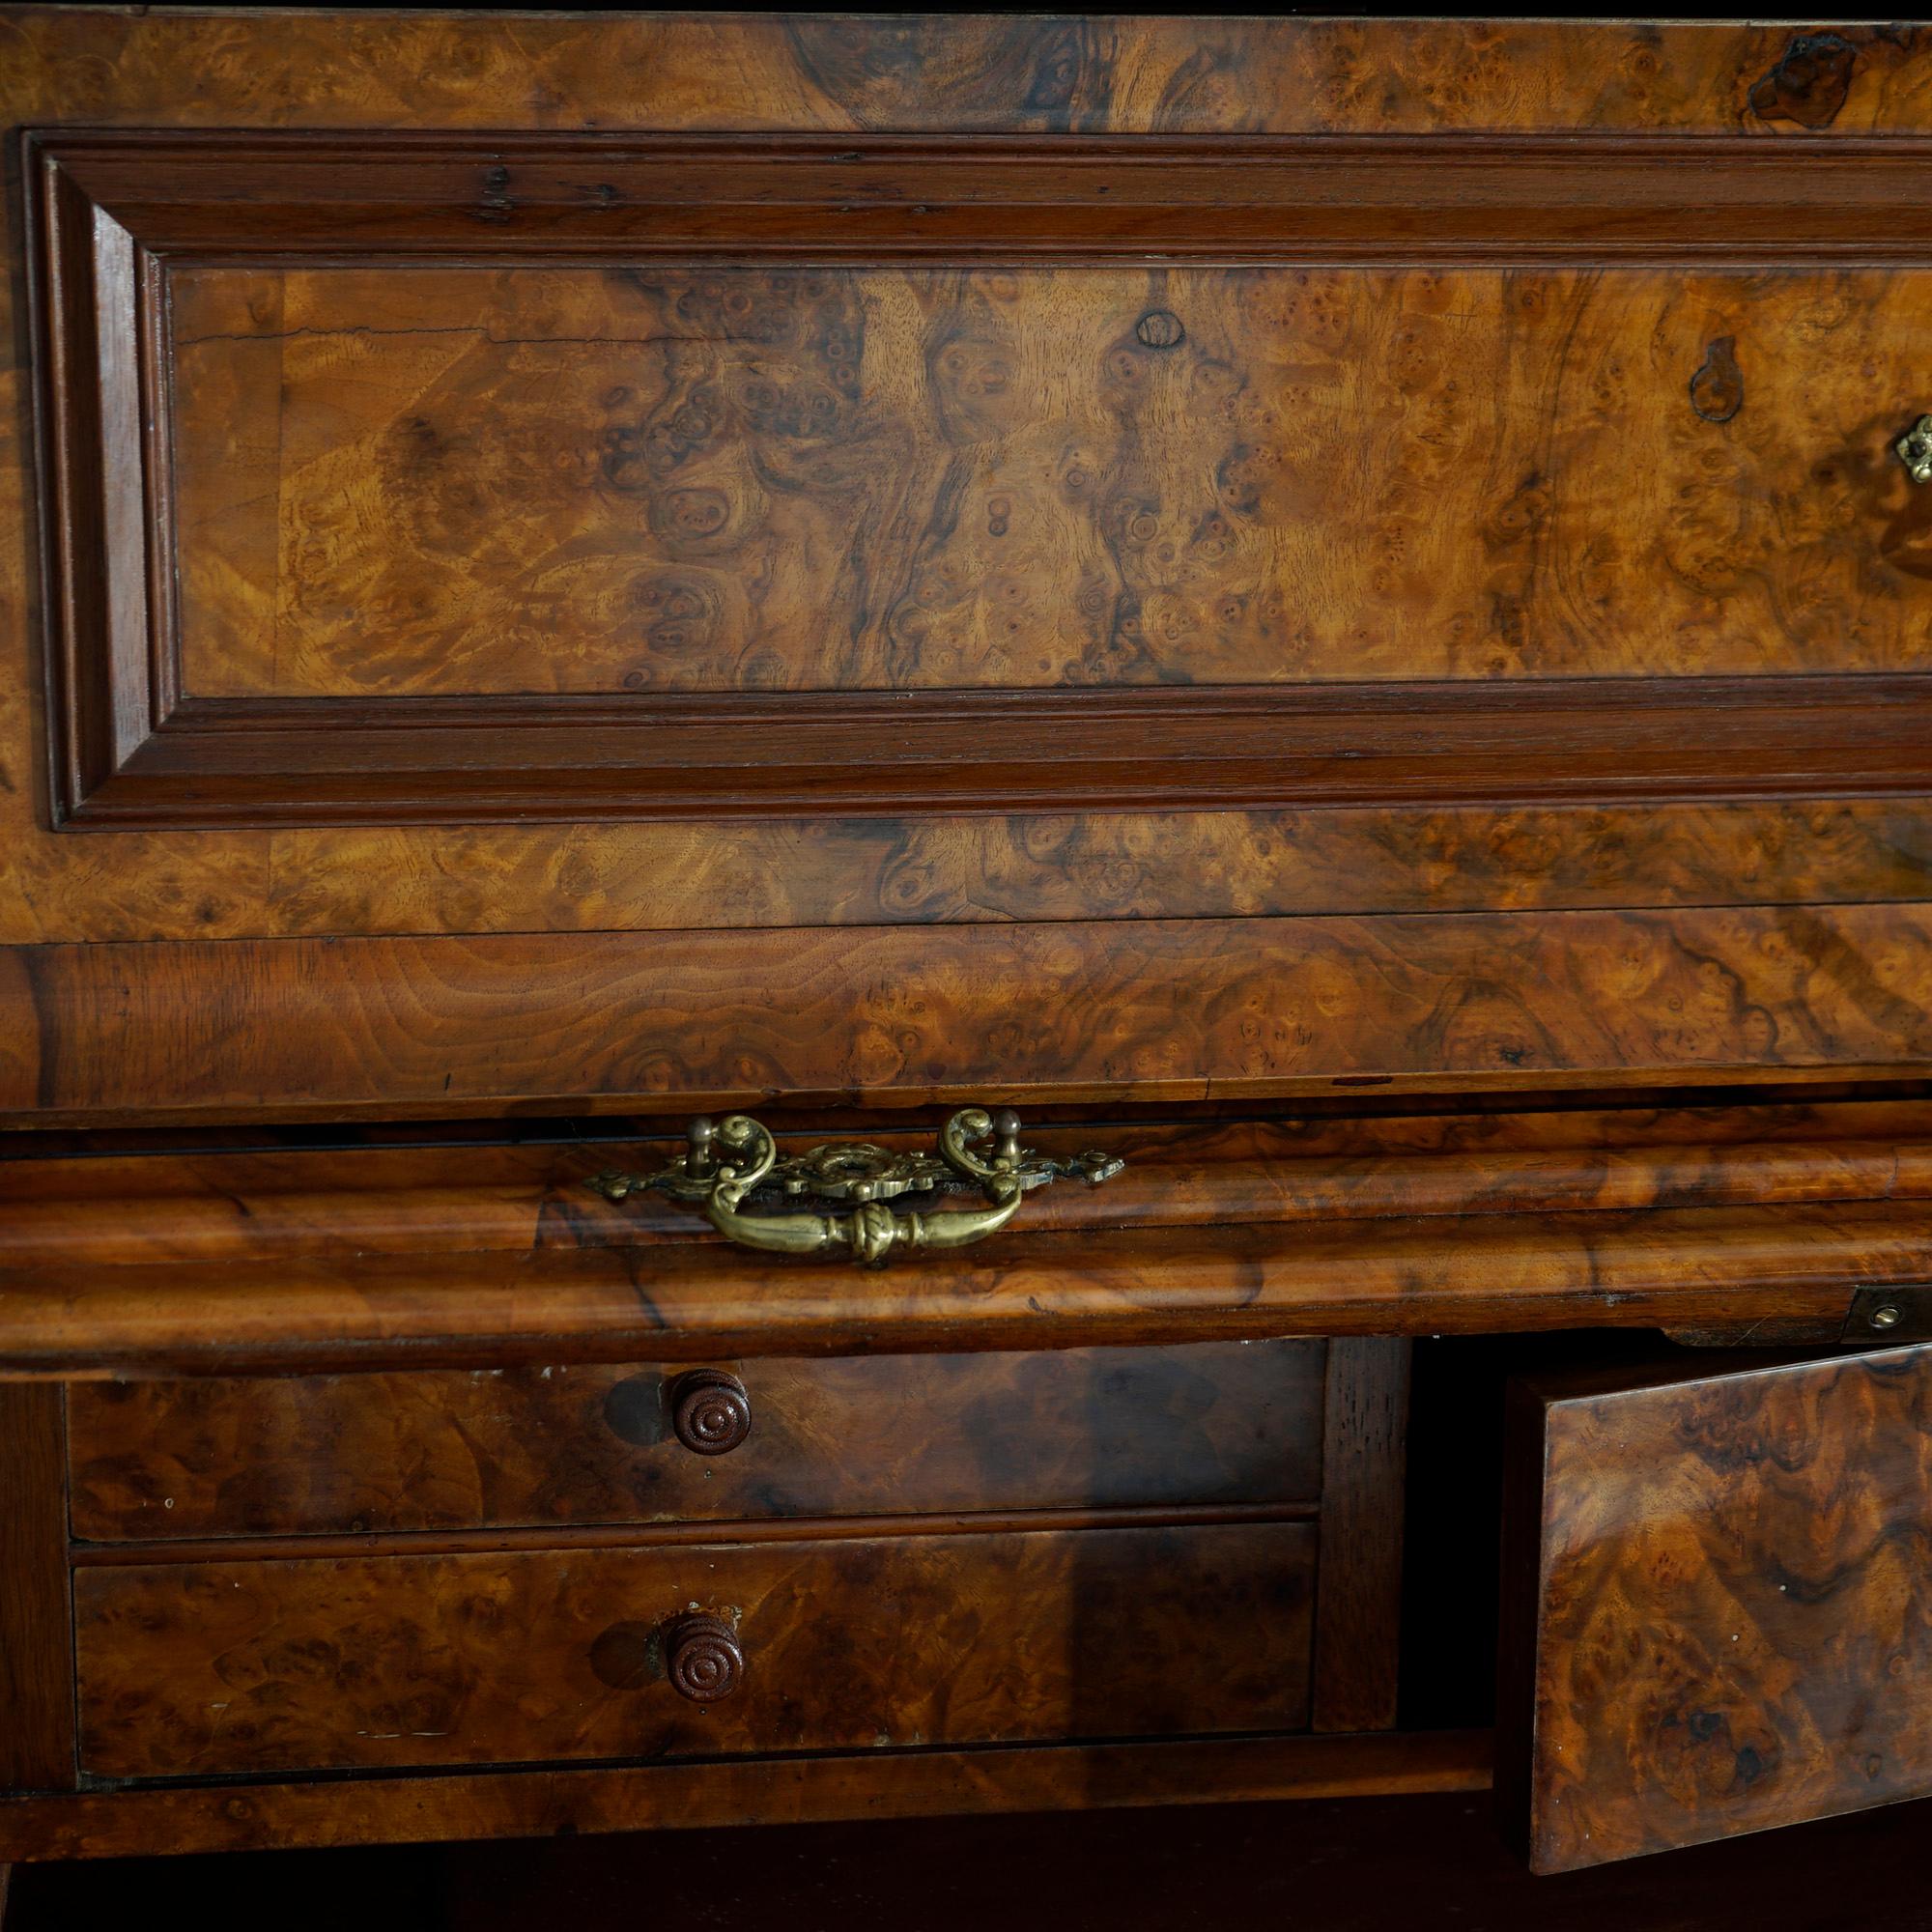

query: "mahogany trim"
left=74, top=678, right=1932, bottom=827
left=43, top=131, right=1932, bottom=264
left=29, top=128, right=1932, bottom=829
left=0, top=1386, right=75, bottom=1795
left=1313, top=1340, right=1410, bottom=1734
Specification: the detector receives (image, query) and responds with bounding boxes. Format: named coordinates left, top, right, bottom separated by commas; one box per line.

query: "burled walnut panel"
left=67, top=1341, right=1326, bottom=1539
left=6, top=12, right=1932, bottom=1114
left=75, top=1520, right=1316, bottom=1776
left=4, top=903, right=1931, bottom=1122
left=7, top=14, right=1932, bottom=139
left=5, top=804, right=1929, bottom=944
left=172, top=264, right=1932, bottom=696
left=1503, top=1345, right=1932, bottom=1871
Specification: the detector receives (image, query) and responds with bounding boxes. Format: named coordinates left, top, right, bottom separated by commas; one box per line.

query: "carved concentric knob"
left=665, top=1614, right=743, bottom=1702
left=669, top=1369, right=752, bottom=1456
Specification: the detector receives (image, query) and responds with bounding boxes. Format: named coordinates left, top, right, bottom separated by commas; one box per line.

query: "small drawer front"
left=68, top=1341, right=1324, bottom=1539
left=75, top=1520, right=1317, bottom=1778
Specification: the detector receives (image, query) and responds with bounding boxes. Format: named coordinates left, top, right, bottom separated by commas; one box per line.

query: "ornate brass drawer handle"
left=1897, top=415, right=1932, bottom=483
left=588, top=1108, right=1124, bottom=1264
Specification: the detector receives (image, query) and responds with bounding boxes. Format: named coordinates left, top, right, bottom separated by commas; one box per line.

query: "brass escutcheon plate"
left=1896, top=414, right=1932, bottom=483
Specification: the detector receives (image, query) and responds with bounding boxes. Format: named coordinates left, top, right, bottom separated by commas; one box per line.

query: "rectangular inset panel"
left=171, top=263, right=1932, bottom=698
left=34, top=131, right=1932, bottom=825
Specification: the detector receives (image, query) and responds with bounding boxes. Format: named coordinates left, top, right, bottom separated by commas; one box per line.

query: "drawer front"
left=68, top=1341, right=1324, bottom=1539
left=74, top=1520, right=1316, bottom=1778
left=12, top=15, right=1932, bottom=1141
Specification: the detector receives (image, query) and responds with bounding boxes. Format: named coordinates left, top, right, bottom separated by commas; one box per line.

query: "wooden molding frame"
left=0, top=1200, right=1923, bottom=1378
left=29, top=128, right=1932, bottom=829
left=6, top=1096, right=1932, bottom=1374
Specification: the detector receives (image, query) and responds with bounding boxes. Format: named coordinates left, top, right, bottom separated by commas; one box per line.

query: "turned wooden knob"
left=665, top=1614, right=743, bottom=1702
left=669, top=1369, right=752, bottom=1455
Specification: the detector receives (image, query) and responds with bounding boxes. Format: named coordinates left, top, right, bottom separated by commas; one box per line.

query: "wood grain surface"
left=2, top=803, right=1929, bottom=944
left=1499, top=1344, right=1932, bottom=1871
left=17, top=1106, right=1932, bottom=1266
left=4, top=904, right=1931, bottom=1124
left=0, top=1385, right=75, bottom=1794
left=0, top=14, right=1927, bottom=1108
left=3, top=1196, right=1928, bottom=1378
left=8, top=1097, right=1932, bottom=1375
left=65, top=1340, right=1325, bottom=1540
left=35, top=135, right=1932, bottom=828
left=5, top=14, right=1931, bottom=139
left=12, top=12, right=1932, bottom=1876
left=74, top=1520, right=1317, bottom=1776
left=1313, top=1339, right=1409, bottom=1734
left=0, top=1729, right=1492, bottom=1863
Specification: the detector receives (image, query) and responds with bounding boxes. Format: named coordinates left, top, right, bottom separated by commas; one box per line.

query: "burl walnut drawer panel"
left=18, top=22, right=1932, bottom=1137
left=1500, top=1340, right=1932, bottom=1873
left=74, top=1520, right=1316, bottom=1778
left=67, top=1341, right=1323, bottom=1540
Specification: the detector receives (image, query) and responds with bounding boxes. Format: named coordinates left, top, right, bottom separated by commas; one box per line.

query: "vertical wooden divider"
left=0, top=1385, right=76, bottom=1793
left=1312, top=1339, right=1411, bottom=1732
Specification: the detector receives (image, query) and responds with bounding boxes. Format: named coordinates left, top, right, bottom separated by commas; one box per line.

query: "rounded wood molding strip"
left=4, top=1198, right=1929, bottom=1376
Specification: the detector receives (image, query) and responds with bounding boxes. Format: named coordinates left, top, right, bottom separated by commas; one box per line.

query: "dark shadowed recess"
left=10, top=1785, right=1932, bottom=1931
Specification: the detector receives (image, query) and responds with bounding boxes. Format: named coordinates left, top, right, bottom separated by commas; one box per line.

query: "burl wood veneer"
left=6, top=11, right=1932, bottom=1120
left=164, top=260, right=1932, bottom=702
left=9, top=905, right=1932, bottom=1125
left=9, top=4, right=1932, bottom=1884
left=1499, top=1343, right=1932, bottom=1872
left=34, top=131, right=1932, bottom=829
left=73, top=1520, right=1319, bottom=1778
